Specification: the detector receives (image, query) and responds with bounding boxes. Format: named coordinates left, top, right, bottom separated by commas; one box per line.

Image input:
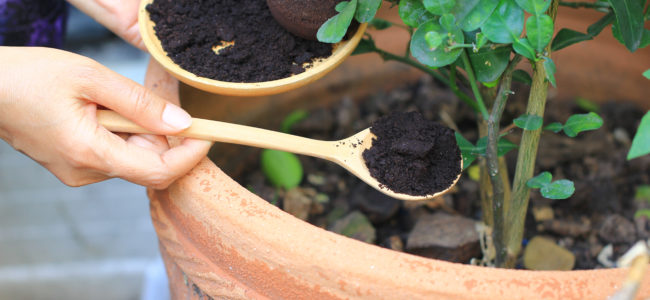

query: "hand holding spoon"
left=97, top=110, right=460, bottom=201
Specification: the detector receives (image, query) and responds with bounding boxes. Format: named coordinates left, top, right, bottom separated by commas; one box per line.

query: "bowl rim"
left=139, top=0, right=368, bottom=97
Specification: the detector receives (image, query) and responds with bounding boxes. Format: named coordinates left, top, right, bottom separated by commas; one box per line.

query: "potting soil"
left=362, top=111, right=462, bottom=196
left=146, top=0, right=333, bottom=83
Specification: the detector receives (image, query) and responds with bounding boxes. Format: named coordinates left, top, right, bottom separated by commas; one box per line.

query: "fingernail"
left=162, top=104, right=192, bottom=130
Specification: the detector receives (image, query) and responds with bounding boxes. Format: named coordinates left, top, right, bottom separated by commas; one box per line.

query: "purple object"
left=0, top=0, right=68, bottom=48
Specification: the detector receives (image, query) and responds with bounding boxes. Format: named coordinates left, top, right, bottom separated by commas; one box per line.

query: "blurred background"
left=0, top=5, right=168, bottom=300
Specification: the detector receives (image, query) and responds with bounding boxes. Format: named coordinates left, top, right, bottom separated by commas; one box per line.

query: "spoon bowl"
left=139, top=0, right=367, bottom=97
left=97, top=110, right=461, bottom=201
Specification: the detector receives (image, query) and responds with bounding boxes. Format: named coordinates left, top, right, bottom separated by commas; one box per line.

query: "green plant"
left=260, top=110, right=308, bottom=190
left=318, top=0, right=649, bottom=268
left=627, top=71, right=650, bottom=160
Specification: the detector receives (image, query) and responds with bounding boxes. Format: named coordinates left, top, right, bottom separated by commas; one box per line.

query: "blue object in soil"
left=522, top=238, right=529, bottom=246
left=0, top=0, right=68, bottom=48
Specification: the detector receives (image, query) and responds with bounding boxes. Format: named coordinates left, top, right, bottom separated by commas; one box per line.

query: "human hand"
left=67, top=0, right=145, bottom=50
left=0, top=46, right=212, bottom=188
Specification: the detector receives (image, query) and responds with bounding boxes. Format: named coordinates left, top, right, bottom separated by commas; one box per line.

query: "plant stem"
left=373, top=47, right=478, bottom=112
left=461, top=49, right=490, bottom=120
left=448, top=43, right=476, bottom=50
left=449, top=66, right=480, bottom=112
left=504, top=0, right=560, bottom=268
left=559, top=1, right=609, bottom=9
left=486, top=55, right=522, bottom=267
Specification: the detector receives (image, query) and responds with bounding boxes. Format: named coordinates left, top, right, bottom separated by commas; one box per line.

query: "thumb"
left=83, top=65, right=192, bottom=134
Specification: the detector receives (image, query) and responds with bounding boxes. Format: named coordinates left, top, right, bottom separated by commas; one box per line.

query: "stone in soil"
left=524, top=236, right=575, bottom=270
left=598, top=214, right=637, bottom=244
left=381, top=235, right=405, bottom=252
left=350, top=184, right=400, bottom=224
left=362, top=111, right=462, bottom=196
left=146, top=0, right=333, bottom=83
left=539, top=219, right=591, bottom=237
left=329, top=211, right=376, bottom=244
left=283, top=187, right=317, bottom=221
left=406, top=212, right=479, bottom=263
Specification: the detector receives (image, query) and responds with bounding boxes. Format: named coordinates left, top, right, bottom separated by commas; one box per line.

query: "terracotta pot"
left=149, top=6, right=650, bottom=300
left=151, top=156, right=650, bottom=299
left=267, top=0, right=341, bottom=41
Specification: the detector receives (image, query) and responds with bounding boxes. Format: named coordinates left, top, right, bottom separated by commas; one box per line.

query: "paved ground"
left=0, top=7, right=168, bottom=300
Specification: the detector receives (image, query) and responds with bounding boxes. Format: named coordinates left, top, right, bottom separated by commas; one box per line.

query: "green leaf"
left=551, top=29, right=592, bottom=51
left=542, top=56, right=556, bottom=87
left=606, top=0, right=645, bottom=51
left=563, top=112, right=604, bottom=137
left=468, top=46, right=511, bottom=83
left=634, top=209, right=650, bottom=220
left=644, top=69, right=650, bottom=79
left=526, top=14, right=554, bottom=52
left=317, top=0, right=358, bottom=43
left=481, top=0, right=525, bottom=44
left=423, top=0, right=456, bottom=15
left=641, top=29, right=650, bottom=49
left=356, top=0, right=382, bottom=23
left=513, top=69, right=533, bottom=85
left=439, top=13, right=457, bottom=32
left=575, top=97, right=600, bottom=112
left=352, top=38, right=376, bottom=55
left=336, top=2, right=349, bottom=12
left=587, top=12, right=615, bottom=36
left=552, top=13, right=614, bottom=52
left=496, top=139, right=519, bottom=156
left=261, top=150, right=303, bottom=189
left=281, top=110, right=308, bottom=133
left=475, top=136, right=519, bottom=157
left=527, top=171, right=552, bottom=188
left=475, top=32, right=489, bottom=49
left=453, top=0, right=499, bottom=31
left=410, top=19, right=464, bottom=67
left=513, top=38, right=537, bottom=60
left=540, top=179, right=575, bottom=199
left=627, top=111, right=650, bottom=160
left=514, top=114, right=544, bottom=130
left=455, top=132, right=478, bottom=169
left=482, top=79, right=499, bottom=88
left=425, top=31, right=444, bottom=49
left=514, top=0, right=551, bottom=15
left=399, top=0, right=436, bottom=27
left=369, top=18, right=393, bottom=30
left=544, top=122, right=564, bottom=133
left=635, top=185, right=650, bottom=203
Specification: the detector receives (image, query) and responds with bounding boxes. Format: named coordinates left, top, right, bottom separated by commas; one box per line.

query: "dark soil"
left=363, top=111, right=462, bottom=196
left=232, top=76, right=650, bottom=270
left=146, top=0, right=333, bottom=82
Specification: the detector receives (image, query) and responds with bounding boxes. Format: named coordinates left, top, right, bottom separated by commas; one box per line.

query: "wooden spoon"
left=139, top=0, right=367, bottom=97
left=97, top=110, right=461, bottom=201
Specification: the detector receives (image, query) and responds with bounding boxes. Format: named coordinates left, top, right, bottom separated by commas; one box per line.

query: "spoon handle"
left=97, top=110, right=336, bottom=159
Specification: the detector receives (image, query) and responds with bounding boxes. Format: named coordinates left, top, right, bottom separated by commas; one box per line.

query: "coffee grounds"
left=146, top=0, right=333, bottom=83
left=362, top=112, right=462, bottom=196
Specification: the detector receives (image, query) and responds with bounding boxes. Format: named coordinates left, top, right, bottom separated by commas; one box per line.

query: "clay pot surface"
left=267, top=0, right=340, bottom=41
left=150, top=158, right=650, bottom=299
left=150, top=6, right=650, bottom=300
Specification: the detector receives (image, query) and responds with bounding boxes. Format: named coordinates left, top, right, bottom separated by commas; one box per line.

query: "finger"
left=145, top=58, right=180, bottom=105
left=126, top=134, right=169, bottom=155
left=97, top=127, right=212, bottom=188
left=82, top=64, right=191, bottom=134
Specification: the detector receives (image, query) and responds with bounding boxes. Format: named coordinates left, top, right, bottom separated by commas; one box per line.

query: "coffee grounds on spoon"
left=146, top=0, right=333, bottom=83
left=362, top=112, right=462, bottom=196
